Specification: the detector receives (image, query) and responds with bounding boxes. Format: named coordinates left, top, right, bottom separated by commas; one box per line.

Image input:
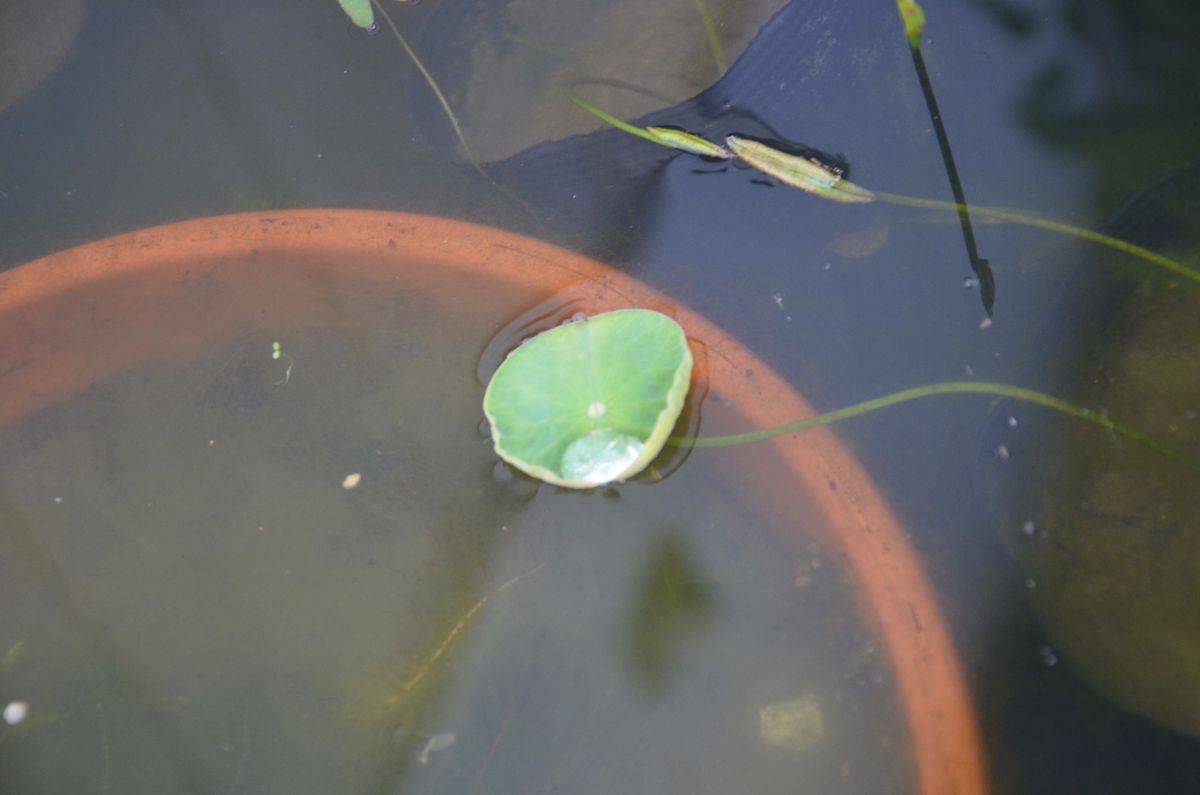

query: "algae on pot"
left=995, top=276, right=1200, bottom=737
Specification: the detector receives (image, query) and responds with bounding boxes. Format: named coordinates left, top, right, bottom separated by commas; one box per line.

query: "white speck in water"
left=1025, top=578, right=1037, bottom=590
left=979, top=317, right=993, bottom=329
left=52, top=496, right=63, bottom=504
left=417, top=732, right=456, bottom=765
left=1021, top=520, right=1036, bottom=538
left=823, top=262, right=832, bottom=271
left=963, top=277, right=979, bottom=289
left=1007, top=416, right=1019, bottom=428
left=587, top=402, right=606, bottom=419
left=4, top=701, right=28, bottom=725
left=995, top=444, right=1009, bottom=461
left=771, top=293, right=784, bottom=310
left=963, top=364, right=975, bottom=376
left=342, top=473, right=362, bottom=490
left=1039, top=645, right=1058, bottom=667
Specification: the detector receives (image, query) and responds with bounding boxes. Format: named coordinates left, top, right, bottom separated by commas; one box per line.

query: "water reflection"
left=624, top=533, right=716, bottom=693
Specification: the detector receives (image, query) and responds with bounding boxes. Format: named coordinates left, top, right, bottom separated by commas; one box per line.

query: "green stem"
left=690, top=0, right=728, bottom=77
left=371, top=0, right=476, bottom=165
left=567, top=89, right=1198, bottom=287
left=871, top=190, right=1200, bottom=286
left=373, top=0, right=544, bottom=223
left=668, top=381, right=1200, bottom=474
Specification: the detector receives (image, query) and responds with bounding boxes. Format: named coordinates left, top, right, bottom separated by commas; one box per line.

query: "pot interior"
left=0, top=236, right=912, bottom=793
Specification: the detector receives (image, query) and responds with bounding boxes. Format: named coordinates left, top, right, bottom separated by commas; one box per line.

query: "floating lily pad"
left=483, top=309, right=692, bottom=488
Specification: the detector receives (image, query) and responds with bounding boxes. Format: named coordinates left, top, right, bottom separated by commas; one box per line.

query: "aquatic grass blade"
left=646, top=127, right=731, bottom=159
left=725, top=136, right=876, bottom=204
left=564, top=80, right=1196, bottom=287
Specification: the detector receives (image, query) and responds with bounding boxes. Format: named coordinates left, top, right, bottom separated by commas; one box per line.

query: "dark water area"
left=1, top=0, right=1199, bottom=792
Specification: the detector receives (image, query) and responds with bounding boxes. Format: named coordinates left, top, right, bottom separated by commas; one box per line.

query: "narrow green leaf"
left=646, top=127, right=731, bottom=159
left=725, top=136, right=875, bottom=204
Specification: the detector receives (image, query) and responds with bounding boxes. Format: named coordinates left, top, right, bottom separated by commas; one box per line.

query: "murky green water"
left=2, top=0, right=1199, bottom=792
left=0, top=293, right=904, bottom=792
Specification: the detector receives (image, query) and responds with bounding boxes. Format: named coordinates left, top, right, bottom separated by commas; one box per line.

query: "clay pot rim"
left=0, top=209, right=987, bottom=794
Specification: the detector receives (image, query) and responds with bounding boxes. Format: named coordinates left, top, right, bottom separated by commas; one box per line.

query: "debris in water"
left=271, top=341, right=294, bottom=386
left=758, top=695, right=824, bottom=751
left=417, top=731, right=456, bottom=765
left=342, top=472, right=362, bottom=490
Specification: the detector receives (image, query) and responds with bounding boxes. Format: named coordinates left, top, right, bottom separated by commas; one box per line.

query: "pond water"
left=1, top=0, right=1199, bottom=792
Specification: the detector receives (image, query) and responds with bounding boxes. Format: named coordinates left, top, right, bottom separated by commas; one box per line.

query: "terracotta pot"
left=0, top=210, right=987, bottom=794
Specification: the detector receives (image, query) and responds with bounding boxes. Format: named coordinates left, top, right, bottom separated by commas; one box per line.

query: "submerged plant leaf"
left=725, top=136, right=876, bottom=204
left=337, top=0, right=374, bottom=29
left=483, top=309, right=693, bottom=489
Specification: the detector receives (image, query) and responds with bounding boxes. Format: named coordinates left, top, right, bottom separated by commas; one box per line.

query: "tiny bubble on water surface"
left=1025, top=578, right=1037, bottom=590
left=979, top=317, right=993, bottom=329
left=963, top=277, right=979, bottom=289
left=1021, top=520, right=1036, bottom=538
left=1007, top=416, right=1018, bottom=428
left=1039, top=645, right=1058, bottom=667
left=366, top=22, right=380, bottom=35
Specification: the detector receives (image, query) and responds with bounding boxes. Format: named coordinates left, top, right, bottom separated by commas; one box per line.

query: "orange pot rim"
left=0, top=209, right=987, bottom=794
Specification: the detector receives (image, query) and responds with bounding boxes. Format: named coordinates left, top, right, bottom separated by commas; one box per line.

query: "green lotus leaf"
left=483, top=309, right=693, bottom=489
